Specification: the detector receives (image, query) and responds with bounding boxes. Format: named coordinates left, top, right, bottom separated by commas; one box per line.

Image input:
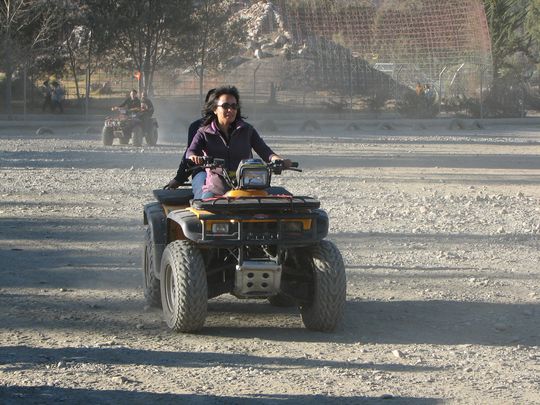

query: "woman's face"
left=214, top=94, right=238, bottom=127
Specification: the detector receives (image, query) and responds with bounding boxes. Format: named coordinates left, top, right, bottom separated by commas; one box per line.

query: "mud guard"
left=167, top=210, right=202, bottom=243
left=143, top=202, right=167, bottom=278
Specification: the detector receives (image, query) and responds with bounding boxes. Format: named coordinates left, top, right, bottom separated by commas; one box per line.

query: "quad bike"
left=102, top=108, right=158, bottom=146
left=142, top=157, right=346, bottom=333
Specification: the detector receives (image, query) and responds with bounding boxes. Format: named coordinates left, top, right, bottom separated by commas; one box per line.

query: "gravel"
left=0, top=122, right=539, bottom=404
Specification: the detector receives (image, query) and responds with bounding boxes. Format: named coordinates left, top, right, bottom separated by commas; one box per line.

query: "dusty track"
left=0, top=122, right=539, bottom=404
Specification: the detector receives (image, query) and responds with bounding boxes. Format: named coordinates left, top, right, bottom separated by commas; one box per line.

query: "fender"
left=143, top=202, right=167, bottom=278
left=167, top=210, right=202, bottom=243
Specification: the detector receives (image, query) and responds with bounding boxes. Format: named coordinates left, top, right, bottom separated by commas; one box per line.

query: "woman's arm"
left=250, top=128, right=275, bottom=162
left=186, top=129, right=206, bottom=164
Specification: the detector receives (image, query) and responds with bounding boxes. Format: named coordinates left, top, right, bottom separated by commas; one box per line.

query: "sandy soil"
left=0, top=121, right=539, bottom=404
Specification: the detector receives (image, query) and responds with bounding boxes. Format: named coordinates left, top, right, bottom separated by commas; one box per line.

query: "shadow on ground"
left=0, top=386, right=442, bottom=405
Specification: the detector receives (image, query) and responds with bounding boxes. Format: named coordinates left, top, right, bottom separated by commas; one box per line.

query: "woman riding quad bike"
left=142, top=157, right=347, bottom=333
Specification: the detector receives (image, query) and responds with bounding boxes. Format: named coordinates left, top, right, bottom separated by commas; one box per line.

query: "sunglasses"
left=217, top=103, right=238, bottom=110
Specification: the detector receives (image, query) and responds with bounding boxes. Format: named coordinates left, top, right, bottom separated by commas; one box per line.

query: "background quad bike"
left=102, top=112, right=158, bottom=146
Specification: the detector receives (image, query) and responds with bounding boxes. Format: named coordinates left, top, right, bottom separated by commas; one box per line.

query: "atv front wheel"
left=300, top=240, right=346, bottom=332
left=142, top=227, right=161, bottom=308
left=145, top=127, right=158, bottom=146
left=132, top=126, right=143, bottom=147
left=102, top=126, right=114, bottom=145
left=160, top=240, right=207, bottom=333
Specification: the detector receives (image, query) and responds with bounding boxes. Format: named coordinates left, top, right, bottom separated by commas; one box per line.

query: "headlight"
left=211, top=223, right=231, bottom=234
left=240, top=169, right=269, bottom=189
left=283, top=221, right=303, bottom=233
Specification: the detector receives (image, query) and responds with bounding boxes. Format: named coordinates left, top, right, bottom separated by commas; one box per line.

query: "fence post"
left=439, top=66, right=447, bottom=114
left=479, top=65, right=484, bottom=119
left=253, top=63, right=261, bottom=119
left=395, top=64, right=403, bottom=105
left=23, top=63, right=27, bottom=118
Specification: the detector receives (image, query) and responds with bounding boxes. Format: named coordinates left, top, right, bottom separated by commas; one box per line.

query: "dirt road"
left=0, top=121, right=539, bottom=404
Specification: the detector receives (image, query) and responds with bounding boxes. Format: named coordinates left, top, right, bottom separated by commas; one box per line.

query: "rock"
left=380, top=394, right=394, bottom=399
left=448, top=119, right=466, bottom=130
left=36, top=127, right=54, bottom=135
left=392, top=349, right=405, bottom=359
left=494, top=323, right=508, bottom=331
left=378, top=122, right=395, bottom=130
left=497, top=227, right=506, bottom=234
left=258, top=119, right=278, bottom=132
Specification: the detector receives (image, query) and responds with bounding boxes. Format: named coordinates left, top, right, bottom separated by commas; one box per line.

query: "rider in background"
left=139, top=91, right=154, bottom=134
left=113, top=89, right=140, bottom=111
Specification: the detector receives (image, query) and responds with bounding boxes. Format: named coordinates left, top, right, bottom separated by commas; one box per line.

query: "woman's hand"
left=271, top=155, right=292, bottom=168
left=189, top=155, right=205, bottom=165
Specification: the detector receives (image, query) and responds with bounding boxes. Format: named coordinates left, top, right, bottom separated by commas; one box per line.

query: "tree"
left=484, top=0, right=533, bottom=79
left=0, top=0, right=61, bottom=115
left=86, top=0, right=193, bottom=94
left=181, top=0, right=247, bottom=102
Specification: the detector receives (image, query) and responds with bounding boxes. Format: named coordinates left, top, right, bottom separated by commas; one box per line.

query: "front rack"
left=190, top=195, right=320, bottom=212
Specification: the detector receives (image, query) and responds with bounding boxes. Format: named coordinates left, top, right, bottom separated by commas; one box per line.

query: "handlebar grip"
left=291, top=162, right=299, bottom=168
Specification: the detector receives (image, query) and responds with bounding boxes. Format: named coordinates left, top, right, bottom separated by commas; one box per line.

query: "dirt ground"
left=0, top=120, right=539, bottom=404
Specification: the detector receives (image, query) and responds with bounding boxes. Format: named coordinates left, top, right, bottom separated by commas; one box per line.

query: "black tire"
left=102, top=126, right=114, bottom=146
left=300, top=240, right=346, bottom=332
left=145, top=127, right=158, bottom=146
left=132, top=125, right=143, bottom=147
left=268, top=293, right=295, bottom=307
left=119, top=128, right=130, bottom=144
left=160, top=240, right=207, bottom=333
left=142, top=227, right=161, bottom=308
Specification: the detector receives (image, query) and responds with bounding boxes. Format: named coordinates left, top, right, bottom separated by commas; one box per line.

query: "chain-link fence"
left=0, top=0, right=502, bottom=118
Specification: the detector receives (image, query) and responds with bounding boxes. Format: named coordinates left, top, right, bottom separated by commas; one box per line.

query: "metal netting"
left=221, top=0, right=492, bottom=109
left=5, top=0, right=493, bottom=115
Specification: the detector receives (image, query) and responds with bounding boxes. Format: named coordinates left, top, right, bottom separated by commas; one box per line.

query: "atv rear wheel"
left=142, top=227, right=161, bottom=308
left=145, top=127, right=158, bottom=146
left=132, top=126, right=143, bottom=147
left=102, top=126, right=114, bottom=146
left=300, top=240, right=346, bottom=332
left=160, top=240, right=207, bottom=333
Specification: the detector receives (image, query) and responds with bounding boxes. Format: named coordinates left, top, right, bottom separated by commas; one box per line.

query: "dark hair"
left=205, top=88, right=216, bottom=103
left=202, top=85, right=245, bottom=125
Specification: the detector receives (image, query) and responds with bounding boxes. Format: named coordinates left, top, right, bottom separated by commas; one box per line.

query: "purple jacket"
left=186, top=120, right=275, bottom=171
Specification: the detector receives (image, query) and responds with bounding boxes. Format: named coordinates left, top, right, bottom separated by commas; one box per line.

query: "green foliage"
left=85, top=0, right=193, bottom=92
left=178, top=0, right=247, bottom=99
left=484, top=0, right=532, bottom=78
left=397, top=92, right=438, bottom=118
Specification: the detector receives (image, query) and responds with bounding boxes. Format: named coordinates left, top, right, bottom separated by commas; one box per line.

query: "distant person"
left=41, top=80, right=52, bottom=112
left=113, top=89, right=140, bottom=111
left=415, top=82, right=425, bottom=97
left=424, top=84, right=435, bottom=103
left=51, top=81, right=65, bottom=113
left=165, top=88, right=216, bottom=189
left=139, top=91, right=154, bottom=134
